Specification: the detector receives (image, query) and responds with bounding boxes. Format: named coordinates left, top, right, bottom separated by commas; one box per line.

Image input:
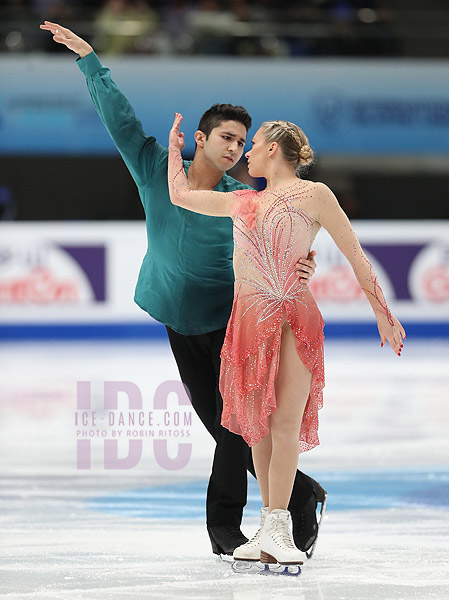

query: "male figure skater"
left=40, top=22, right=325, bottom=556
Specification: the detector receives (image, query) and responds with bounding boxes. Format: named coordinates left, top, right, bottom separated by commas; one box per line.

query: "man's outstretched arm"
left=40, top=21, right=161, bottom=188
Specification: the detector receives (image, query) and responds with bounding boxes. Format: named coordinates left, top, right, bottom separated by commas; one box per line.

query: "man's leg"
left=165, top=326, right=249, bottom=553
left=166, top=326, right=218, bottom=437
left=207, top=327, right=250, bottom=527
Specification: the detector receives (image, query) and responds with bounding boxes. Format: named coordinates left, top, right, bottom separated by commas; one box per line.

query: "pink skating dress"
left=220, top=184, right=325, bottom=453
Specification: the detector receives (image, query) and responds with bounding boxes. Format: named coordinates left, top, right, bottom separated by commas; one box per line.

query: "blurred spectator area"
left=2, top=0, right=449, bottom=222
left=1, top=0, right=449, bottom=58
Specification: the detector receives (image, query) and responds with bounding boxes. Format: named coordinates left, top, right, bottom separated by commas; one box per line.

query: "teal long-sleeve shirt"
left=77, top=52, right=252, bottom=335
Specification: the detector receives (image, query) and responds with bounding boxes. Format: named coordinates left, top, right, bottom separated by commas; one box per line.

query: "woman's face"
left=245, top=128, right=269, bottom=178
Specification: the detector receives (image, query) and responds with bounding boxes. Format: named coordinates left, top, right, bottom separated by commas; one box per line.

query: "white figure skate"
left=233, top=507, right=268, bottom=562
left=232, top=507, right=268, bottom=573
left=259, top=509, right=303, bottom=574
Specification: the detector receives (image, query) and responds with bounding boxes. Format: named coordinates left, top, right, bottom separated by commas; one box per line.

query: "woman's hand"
left=39, top=21, right=93, bottom=57
left=377, top=312, right=406, bottom=356
left=169, top=113, right=185, bottom=153
left=296, top=250, right=317, bottom=285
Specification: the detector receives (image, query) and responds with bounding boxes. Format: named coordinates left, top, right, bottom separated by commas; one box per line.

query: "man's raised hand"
left=39, top=22, right=93, bottom=58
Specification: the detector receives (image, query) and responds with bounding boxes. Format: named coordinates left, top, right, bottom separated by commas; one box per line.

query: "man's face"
left=200, top=120, right=247, bottom=172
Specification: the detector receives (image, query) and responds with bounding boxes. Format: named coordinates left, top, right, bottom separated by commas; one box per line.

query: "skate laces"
left=245, top=526, right=263, bottom=548
left=269, top=514, right=296, bottom=549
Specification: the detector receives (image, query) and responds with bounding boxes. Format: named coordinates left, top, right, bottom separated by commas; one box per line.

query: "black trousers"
left=166, top=325, right=317, bottom=526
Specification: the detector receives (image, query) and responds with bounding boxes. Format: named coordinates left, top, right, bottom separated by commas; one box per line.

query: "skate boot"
left=207, top=525, right=248, bottom=556
left=290, top=482, right=327, bottom=558
left=233, top=507, right=268, bottom=561
left=259, top=509, right=304, bottom=565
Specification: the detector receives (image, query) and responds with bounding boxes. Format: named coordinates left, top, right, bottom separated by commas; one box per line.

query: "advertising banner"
left=1, top=221, right=447, bottom=336
left=309, top=221, right=449, bottom=322
left=0, top=222, right=146, bottom=324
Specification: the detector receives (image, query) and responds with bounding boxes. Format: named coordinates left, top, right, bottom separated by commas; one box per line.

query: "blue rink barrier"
left=0, top=321, right=448, bottom=341
left=87, top=467, right=449, bottom=519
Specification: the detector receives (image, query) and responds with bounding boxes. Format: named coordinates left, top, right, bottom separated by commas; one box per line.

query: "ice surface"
left=1, top=339, right=448, bottom=599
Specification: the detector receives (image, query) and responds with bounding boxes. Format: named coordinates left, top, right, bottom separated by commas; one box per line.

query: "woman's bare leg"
left=268, top=321, right=312, bottom=511
left=252, top=434, right=272, bottom=507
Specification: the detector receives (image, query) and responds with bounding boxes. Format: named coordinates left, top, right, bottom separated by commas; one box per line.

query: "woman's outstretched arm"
left=315, top=182, right=406, bottom=355
left=168, top=114, right=232, bottom=217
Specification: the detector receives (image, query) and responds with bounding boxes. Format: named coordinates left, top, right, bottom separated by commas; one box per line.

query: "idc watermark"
left=75, top=380, right=193, bottom=470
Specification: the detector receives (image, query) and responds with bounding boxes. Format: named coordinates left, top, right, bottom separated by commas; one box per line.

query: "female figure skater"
left=168, top=113, right=405, bottom=566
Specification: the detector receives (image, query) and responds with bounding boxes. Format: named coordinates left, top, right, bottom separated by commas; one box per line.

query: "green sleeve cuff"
left=76, top=51, right=103, bottom=78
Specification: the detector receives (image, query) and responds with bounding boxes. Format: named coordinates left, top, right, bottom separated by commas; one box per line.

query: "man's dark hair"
left=197, top=104, right=252, bottom=137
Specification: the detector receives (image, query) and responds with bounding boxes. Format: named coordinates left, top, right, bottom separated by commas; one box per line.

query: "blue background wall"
left=1, top=56, right=449, bottom=155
